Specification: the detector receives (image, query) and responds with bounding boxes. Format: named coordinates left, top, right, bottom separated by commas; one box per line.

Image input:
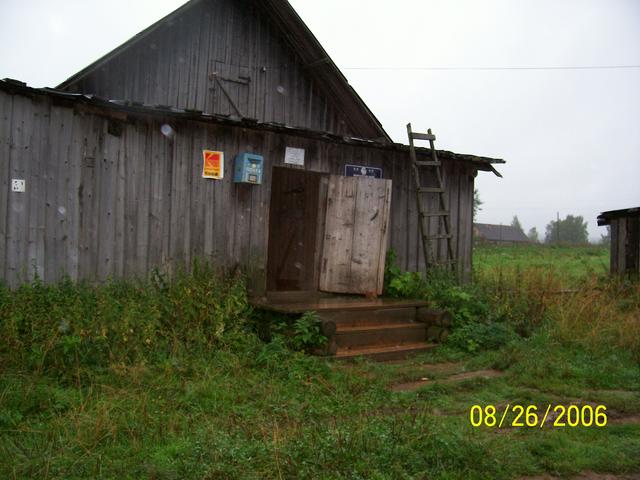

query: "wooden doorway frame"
left=265, top=166, right=328, bottom=292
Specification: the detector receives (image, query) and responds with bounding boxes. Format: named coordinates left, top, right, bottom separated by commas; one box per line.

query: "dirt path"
left=390, top=367, right=504, bottom=392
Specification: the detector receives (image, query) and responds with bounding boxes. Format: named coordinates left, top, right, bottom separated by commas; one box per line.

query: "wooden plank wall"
left=630, top=217, right=640, bottom=274
left=0, top=89, right=477, bottom=289
left=64, top=0, right=359, bottom=138
left=609, top=217, right=640, bottom=276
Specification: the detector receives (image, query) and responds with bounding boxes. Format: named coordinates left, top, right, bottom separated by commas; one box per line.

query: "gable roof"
left=474, top=223, right=530, bottom=243
left=57, top=0, right=391, bottom=143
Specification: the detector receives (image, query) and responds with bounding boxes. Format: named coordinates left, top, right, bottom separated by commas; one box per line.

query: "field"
left=1, top=246, right=639, bottom=479
left=474, top=244, right=610, bottom=286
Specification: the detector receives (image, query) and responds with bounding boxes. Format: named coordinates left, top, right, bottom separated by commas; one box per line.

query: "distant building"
left=474, top=223, right=530, bottom=245
left=597, top=207, right=639, bottom=276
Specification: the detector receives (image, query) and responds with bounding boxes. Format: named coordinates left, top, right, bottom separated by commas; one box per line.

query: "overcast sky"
left=1, top=0, right=638, bottom=241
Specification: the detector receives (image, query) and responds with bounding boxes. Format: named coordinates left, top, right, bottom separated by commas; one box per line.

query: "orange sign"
left=202, top=150, right=224, bottom=179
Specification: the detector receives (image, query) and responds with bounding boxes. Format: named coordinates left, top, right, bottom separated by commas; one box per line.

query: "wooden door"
left=266, top=167, right=325, bottom=291
left=319, top=175, right=392, bottom=295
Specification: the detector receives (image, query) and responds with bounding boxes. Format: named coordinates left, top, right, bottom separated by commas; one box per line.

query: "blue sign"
left=344, top=164, right=383, bottom=179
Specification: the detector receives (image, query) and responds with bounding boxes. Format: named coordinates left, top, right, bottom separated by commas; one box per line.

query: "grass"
left=0, top=246, right=639, bottom=479
left=474, top=243, right=609, bottom=286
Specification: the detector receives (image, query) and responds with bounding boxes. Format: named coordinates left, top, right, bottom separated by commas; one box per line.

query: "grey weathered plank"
left=65, top=107, right=85, bottom=281
left=320, top=175, right=356, bottom=293
left=6, top=95, right=30, bottom=286
left=113, top=123, right=126, bottom=278
left=135, top=123, right=152, bottom=277
left=234, top=131, right=253, bottom=267
left=200, top=127, right=214, bottom=259
left=44, top=103, right=61, bottom=282
left=187, top=128, right=204, bottom=262
left=169, top=132, right=188, bottom=270
left=96, top=121, right=119, bottom=280
left=610, top=220, right=619, bottom=274
left=24, top=95, right=42, bottom=282
left=122, top=123, right=138, bottom=278
left=459, top=164, right=474, bottom=282
left=350, top=177, right=381, bottom=293
left=247, top=130, right=269, bottom=294
left=78, top=116, right=99, bottom=281
left=446, top=161, right=460, bottom=267
left=375, top=179, right=393, bottom=294
left=0, top=91, right=13, bottom=280
left=617, top=218, right=627, bottom=274
left=54, top=105, right=76, bottom=282
left=147, top=122, right=166, bottom=272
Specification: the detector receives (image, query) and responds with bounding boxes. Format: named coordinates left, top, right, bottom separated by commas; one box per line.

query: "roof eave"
left=1, top=78, right=504, bottom=169
left=597, top=207, right=640, bottom=226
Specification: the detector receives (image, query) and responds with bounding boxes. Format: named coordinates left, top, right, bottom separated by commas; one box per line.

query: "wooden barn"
left=598, top=207, right=640, bottom=276
left=474, top=223, right=530, bottom=245
left=0, top=0, right=503, bottom=358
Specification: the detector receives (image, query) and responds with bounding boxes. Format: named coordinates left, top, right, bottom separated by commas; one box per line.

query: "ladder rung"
left=411, top=132, right=436, bottom=141
left=415, top=161, right=441, bottom=167
left=424, top=234, right=452, bottom=240
left=418, top=187, right=444, bottom=194
left=421, top=211, right=450, bottom=217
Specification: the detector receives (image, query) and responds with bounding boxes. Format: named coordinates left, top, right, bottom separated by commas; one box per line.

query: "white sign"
left=284, top=147, right=305, bottom=166
left=11, top=179, right=25, bottom=193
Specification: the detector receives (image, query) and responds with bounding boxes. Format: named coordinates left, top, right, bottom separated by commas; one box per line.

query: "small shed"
left=597, top=207, right=640, bottom=276
left=473, top=223, right=530, bottom=245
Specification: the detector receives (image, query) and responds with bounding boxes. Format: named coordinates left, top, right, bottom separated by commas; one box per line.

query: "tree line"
left=512, top=214, right=590, bottom=245
left=474, top=189, right=602, bottom=245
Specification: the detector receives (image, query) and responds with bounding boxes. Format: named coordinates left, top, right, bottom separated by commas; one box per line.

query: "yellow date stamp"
left=469, top=404, right=608, bottom=428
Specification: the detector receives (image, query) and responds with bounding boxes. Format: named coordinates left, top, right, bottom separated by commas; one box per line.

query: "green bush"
left=448, top=321, right=518, bottom=353
left=383, top=249, right=533, bottom=353
left=251, top=310, right=327, bottom=353
left=0, top=261, right=252, bottom=377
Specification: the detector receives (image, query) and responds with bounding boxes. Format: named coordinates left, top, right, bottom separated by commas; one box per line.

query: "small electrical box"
left=233, top=153, right=264, bottom=185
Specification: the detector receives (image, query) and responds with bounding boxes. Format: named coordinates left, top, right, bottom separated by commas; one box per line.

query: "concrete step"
left=335, top=342, right=437, bottom=362
left=335, top=322, right=427, bottom=349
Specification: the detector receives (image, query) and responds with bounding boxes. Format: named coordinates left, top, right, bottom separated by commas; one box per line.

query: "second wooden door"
left=319, top=175, right=392, bottom=295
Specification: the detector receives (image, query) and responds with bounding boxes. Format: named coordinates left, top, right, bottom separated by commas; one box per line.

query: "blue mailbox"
left=233, top=152, right=264, bottom=185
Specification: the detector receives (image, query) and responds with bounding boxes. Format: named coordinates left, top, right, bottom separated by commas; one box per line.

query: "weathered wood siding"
left=62, top=0, right=367, bottom=138
left=609, top=217, right=640, bottom=276
left=0, top=88, right=476, bottom=289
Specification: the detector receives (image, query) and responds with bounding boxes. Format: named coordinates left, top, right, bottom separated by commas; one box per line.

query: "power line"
left=342, top=64, right=640, bottom=71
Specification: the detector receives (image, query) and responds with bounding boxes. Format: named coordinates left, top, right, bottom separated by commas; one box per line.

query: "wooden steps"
left=335, top=342, right=437, bottom=362
left=335, top=323, right=428, bottom=349
left=252, top=294, right=445, bottom=361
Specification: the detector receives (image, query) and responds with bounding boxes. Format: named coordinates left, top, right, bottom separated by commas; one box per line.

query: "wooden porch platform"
left=251, top=292, right=444, bottom=361
left=250, top=292, right=429, bottom=315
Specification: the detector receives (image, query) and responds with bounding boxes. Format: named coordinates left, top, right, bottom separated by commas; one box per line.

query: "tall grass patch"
left=0, top=262, right=252, bottom=377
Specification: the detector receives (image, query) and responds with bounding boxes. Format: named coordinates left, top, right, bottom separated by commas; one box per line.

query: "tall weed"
left=384, top=247, right=640, bottom=356
left=0, top=261, right=252, bottom=376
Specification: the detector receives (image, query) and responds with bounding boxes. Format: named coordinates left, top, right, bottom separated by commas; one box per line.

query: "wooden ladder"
left=406, top=123, right=456, bottom=273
